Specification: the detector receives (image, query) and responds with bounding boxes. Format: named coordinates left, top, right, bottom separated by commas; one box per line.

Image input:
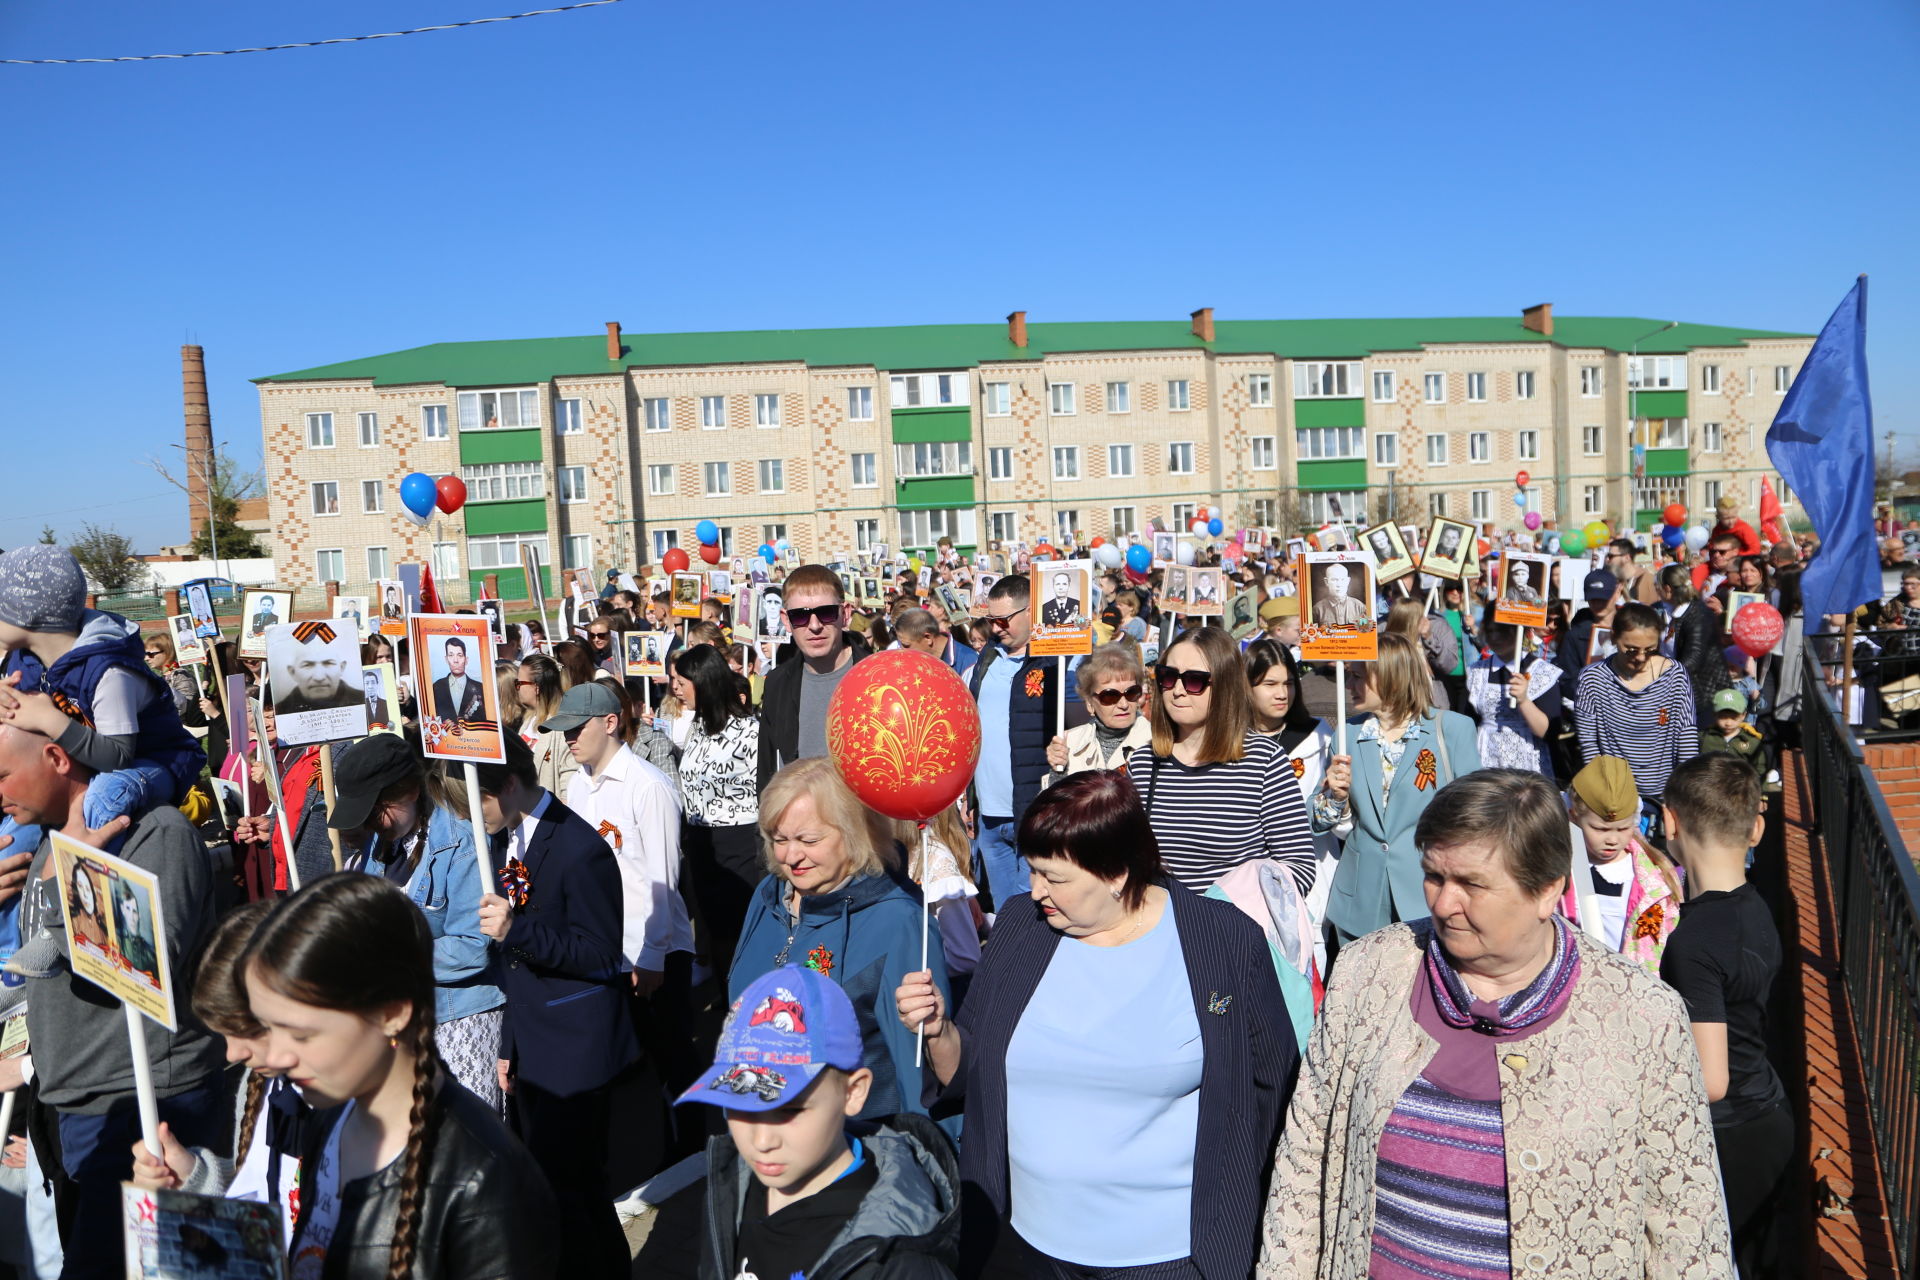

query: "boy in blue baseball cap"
left=666, top=964, right=959, bottom=1280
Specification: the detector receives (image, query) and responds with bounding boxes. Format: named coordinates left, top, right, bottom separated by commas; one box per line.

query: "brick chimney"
left=605, top=321, right=622, bottom=361
left=1007, top=310, right=1028, bottom=349
left=1521, top=303, right=1553, bottom=336
left=181, top=345, right=213, bottom=529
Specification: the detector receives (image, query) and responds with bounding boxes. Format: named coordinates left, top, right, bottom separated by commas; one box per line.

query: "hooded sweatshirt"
left=729, top=870, right=950, bottom=1120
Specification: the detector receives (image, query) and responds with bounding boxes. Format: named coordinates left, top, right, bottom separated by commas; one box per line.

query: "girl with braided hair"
left=246, top=873, right=555, bottom=1280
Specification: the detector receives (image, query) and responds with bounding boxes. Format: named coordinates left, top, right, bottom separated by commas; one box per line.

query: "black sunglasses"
left=1154, top=666, right=1213, bottom=695
left=784, top=604, right=841, bottom=629
left=1092, top=683, right=1144, bottom=706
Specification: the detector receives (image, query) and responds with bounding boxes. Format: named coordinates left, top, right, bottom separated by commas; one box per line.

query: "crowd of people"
left=0, top=491, right=1867, bottom=1278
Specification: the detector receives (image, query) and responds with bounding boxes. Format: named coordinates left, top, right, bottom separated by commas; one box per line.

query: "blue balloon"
left=1125, top=544, right=1152, bottom=573
left=1513, top=491, right=1527, bottom=508
left=1662, top=526, right=1685, bottom=548
left=695, top=519, right=719, bottom=546
left=399, top=472, right=437, bottom=519
left=758, top=543, right=776, bottom=562
left=1207, top=517, right=1224, bottom=536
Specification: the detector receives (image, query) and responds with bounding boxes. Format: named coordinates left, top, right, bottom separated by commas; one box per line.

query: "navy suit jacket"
left=496, top=795, right=638, bottom=1098
left=932, top=881, right=1297, bottom=1280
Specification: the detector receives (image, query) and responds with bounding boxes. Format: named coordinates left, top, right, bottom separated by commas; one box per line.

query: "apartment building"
left=254, top=306, right=1811, bottom=599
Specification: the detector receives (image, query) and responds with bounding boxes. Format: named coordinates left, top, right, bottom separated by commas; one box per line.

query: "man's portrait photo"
left=264, top=619, right=370, bottom=744
left=1503, top=559, right=1543, bottom=606
left=1310, top=560, right=1372, bottom=629
left=1420, top=517, right=1475, bottom=579
left=431, top=634, right=487, bottom=722
left=1039, top=569, right=1084, bottom=628
left=380, top=580, right=406, bottom=621
left=247, top=592, right=281, bottom=637
left=362, top=667, right=393, bottom=729
left=185, top=583, right=218, bottom=638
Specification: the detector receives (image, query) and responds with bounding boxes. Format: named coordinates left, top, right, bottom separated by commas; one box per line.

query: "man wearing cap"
left=651, top=965, right=958, bottom=1280
left=1559, top=755, right=1679, bottom=972
left=1558, top=569, right=1620, bottom=700
left=599, top=568, right=622, bottom=601
left=1702, top=687, right=1770, bottom=781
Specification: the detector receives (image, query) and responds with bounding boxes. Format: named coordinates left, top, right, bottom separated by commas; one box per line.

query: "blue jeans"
left=973, top=815, right=1028, bottom=912
left=57, top=1078, right=227, bottom=1280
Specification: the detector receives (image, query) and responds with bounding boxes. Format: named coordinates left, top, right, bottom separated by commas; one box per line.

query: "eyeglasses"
left=1092, top=683, right=1144, bottom=706
left=587, top=630, right=611, bottom=641
left=784, top=604, right=841, bottom=630
left=144, top=649, right=163, bottom=658
left=1617, top=643, right=1660, bottom=658
left=986, top=604, right=1029, bottom=629
left=1154, top=665, right=1213, bottom=695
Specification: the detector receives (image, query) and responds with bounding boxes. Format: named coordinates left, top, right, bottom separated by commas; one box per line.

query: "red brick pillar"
left=166, top=589, right=182, bottom=617
left=484, top=573, right=500, bottom=601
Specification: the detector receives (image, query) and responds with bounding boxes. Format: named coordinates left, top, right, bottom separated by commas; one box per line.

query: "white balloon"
left=1685, top=525, right=1711, bottom=552
left=1175, top=539, right=1197, bottom=566
left=1095, top=543, right=1124, bottom=569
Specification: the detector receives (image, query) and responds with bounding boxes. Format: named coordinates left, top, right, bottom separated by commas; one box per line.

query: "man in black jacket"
left=968, top=575, right=1057, bottom=910
left=475, top=733, right=637, bottom=1280
left=1662, top=563, right=1730, bottom=721
left=756, top=565, right=869, bottom=792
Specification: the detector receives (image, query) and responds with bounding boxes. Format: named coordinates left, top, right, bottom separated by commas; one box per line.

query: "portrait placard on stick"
left=1462, top=534, right=1483, bottom=583
left=1184, top=567, right=1226, bottom=617
left=623, top=631, right=669, bottom=679
left=121, top=1186, right=284, bottom=1280
left=1228, top=588, right=1261, bottom=640
left=166, top=615, right=206, bottom=667
left=1028, top=559, right=1095, bottom=657
left=374, top=578, right=409, bottom=639
left=670, top=572, right=704, bottom=619
left=1494, top=553, right=1552, bottom=629
left=332, top=594, right=370, bottom=634
left=1299, top=551, right=1378, bottom=662
left=184, top=583, right=220, bottom=641
left=476, top=598, right=506, bottom=647
left=409, top=614, right=506, bottom=764
left=364, top=661, right=401, bottom=735
left=1360, top=521, right=1417, bottom=585
left=1727, top=590, right=1765, bottom=628
left=265, top=619, right=369, bottom=747
left=237, top=590, right=286, bottom=660
left=50, top=833, right=175, bottom=1030
left=1419, top=518, right=1474, bottom=581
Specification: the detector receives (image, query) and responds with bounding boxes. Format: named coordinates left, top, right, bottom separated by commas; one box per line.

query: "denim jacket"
left=360, top=805, right=503, bottom=1022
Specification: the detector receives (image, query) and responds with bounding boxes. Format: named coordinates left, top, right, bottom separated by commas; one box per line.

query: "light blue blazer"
left=1320, top=708, right=1481, bottom=939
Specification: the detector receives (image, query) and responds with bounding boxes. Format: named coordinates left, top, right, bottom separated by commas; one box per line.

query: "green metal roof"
left=256, top=315, right=1808, bottom=388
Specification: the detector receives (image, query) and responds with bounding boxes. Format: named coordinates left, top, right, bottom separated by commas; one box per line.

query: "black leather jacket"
left=1671, top=601, right=1729, bottom=719
left=296, top=1081, right=557, bottom=1280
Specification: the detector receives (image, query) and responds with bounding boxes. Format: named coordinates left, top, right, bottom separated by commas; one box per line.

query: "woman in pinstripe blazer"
left=896, top=771, right=1297, bottom=1280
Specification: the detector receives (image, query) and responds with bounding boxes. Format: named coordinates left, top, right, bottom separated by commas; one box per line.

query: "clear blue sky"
left=4, top=0, right=1915, bottom=552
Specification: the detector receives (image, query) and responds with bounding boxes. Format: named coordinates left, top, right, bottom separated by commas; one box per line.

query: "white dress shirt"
left=566, top=745, right=693, bottom=971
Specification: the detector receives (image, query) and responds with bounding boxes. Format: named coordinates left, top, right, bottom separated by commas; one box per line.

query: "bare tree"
left=146, top=444, right=267, bottom=559
left=68, top=523, right=145, bottom=593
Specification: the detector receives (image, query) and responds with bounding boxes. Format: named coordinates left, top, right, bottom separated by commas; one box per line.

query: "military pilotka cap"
left=537, top=681, right=620, bottom=734
left=1571, top=756, right=1639, bottom=823
left=1259, top=596, right=1299, bottom=622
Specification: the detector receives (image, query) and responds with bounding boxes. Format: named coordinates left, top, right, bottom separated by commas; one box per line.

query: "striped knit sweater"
left=1575, top=658, right=1699, bottom=802
left=1370, top=1077, right=1510, bottom=1280
left=1125, top=733, right=1317, bottom=894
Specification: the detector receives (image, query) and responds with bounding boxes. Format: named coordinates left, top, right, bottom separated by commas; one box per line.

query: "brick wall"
left=1862, top=742, right=1920, bottom=852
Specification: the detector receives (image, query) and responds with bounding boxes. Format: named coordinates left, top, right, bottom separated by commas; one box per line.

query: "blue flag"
left=1766, top=277, right=1878, bottom=622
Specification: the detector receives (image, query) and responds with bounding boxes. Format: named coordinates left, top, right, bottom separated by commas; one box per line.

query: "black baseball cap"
left=326, top=733, right=422, bottom=831
left=1582, top=569, right=1620, bottom=600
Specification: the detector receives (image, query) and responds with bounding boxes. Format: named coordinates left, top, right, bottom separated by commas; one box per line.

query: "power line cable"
left=2, top=0, right=623, bottom=65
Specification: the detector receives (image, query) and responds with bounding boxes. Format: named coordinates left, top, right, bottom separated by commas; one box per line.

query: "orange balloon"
left=827, top=650, right=982, bottom=822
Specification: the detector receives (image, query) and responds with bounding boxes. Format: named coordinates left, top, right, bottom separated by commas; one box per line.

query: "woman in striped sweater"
left=1575, top=602, right=1699, bottom=820
left=1126, top=625, right=1317, bottom=894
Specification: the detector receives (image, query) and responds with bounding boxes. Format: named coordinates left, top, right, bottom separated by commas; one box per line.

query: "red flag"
left=1759, top=477, right=1784, bottom=546
left=418, top=562, right=444, bottom=614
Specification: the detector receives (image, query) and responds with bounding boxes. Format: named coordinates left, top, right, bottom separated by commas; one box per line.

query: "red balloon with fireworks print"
left=1730, top=602, right=1785, bottom=658
left=826, top=649, right=982, bottom=822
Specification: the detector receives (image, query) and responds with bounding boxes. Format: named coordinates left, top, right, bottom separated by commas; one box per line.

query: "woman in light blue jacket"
left=326, top=734, right=505, bottom=1112
left=1313, top=633, right=1481, bottom=947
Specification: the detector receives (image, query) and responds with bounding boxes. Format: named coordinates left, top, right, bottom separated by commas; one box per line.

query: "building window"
left=1515, top=370, right=1536, bottom=400
left=888, top=373, right=966, bottom=408
left=1583, top=425, right=1603, bottom=456
left=1294, top=427, right=1363, bottom=459
left=758, top=459, right=785, bottom=493
left=1643, top=418, right=1689, bottom=449
left=1304, top=491, right=1366, bottom=524
left=1580, top=366, right=1601, bottom=397
left=1248, top=373, right=1273, bottom=407
left=1701, top=421, right=1723, bottom=454
left=851, top=452, right=878, bottom=487
left=1702, top=480, right=1723, bottom=508
left=651, top=529, right=679, bottom=560
left=360, top=480, right=383, bottom=513
left=647, top=464, right=674, bottom=496
left=899, top=508, right=975, bottom=548
left=315, top=549, right=344, bottom=582
left=554, top=398, right=583, bottom=435
left=1171, top=502, right=1196, bottom=529
left=558, top=466, right=587, bottom=504
left=1775, top=365, right=1792, bottom=393
left=1700, top=364, right=1721, bottom=395
left=422, top=404, right=449, bottom=440
left=1107, top=444, right=1134, bottom=478
left=854, top=518, right=880, bottom=550
left=761, top=523, right=788, bottom=547
left=562, top=534, right=590, bottom=570
left=1049, top=382, right=1077, bottom=416
left=703, top=461, right=731, bottom=496
left=643, top=397, right=671, bottom=432
left=1518, top=430, right=1539, bottom=461
left=1053, top=446, right=1081, bottom=481
left=1167, top=380, right=1191, bottom=411
left=889, top=375, right=922, bottom=408
left=1374, top=433, right=1398, bottom=467
left=1470, top=490, right=1490, bottom=521
left=311, top=482, right=339, bottom=515
left=1428, top=493, right=1448, bottom=518
left=1110, top=506, right=1137, bottom=537
left=357, top=412, right=379, bottom=447
left=460, top=462, right=543, bottom=502
left=306, top=413, right=335, bottom=448
left=366, top=546, right=390, bottom=580
left=896, top=442, right=972, bottom=478
left=1252, top=498, right=1276, bottom=525
left=1468, top=432, right=1490, bottom=462
left=985, top=382, right=1011, bottom=416
left=1466, top=373, right=1487, bottom=402
left=1426, top=433, right=1449, bottom=466
left=457, top=388, right=540, bottom=431
left=989, top=511, right=1017, bottom=545
left=466, top=532, right=547, bottom=572
left=1293, top=361, right=1361, bottom=398
left=1055, top=510, right=1079, bottom=542
left=1168, top=442, right=1195, bottom=474
left=700, top=396, right=726, bottom=429
left=432, top=542, right=460, bottom=583
left=1250, top=436, right=1276, bottom=470
left=987, top=448, right=1012, bottom=482
left=1372, top=370, right=1396, bottom=403
left=1582, top=485, right=1602, bottom=516
left=1424, top=373, right=1446, bottom=404
left=1628, top=355, right=1687, bottom=389
left=848, top=387, right=873, bottom=420
left=1106, top=380, right=1131, bottom=413
left=754, top=394, right=780, bottom=429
